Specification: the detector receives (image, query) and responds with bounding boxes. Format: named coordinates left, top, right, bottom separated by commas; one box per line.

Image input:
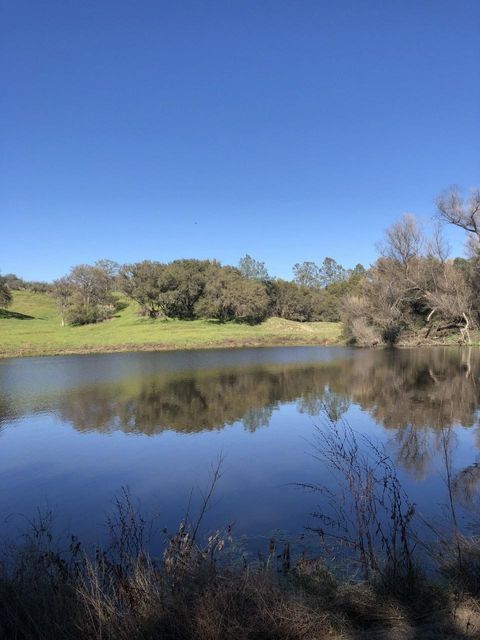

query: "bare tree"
left=435, top=185, right=480, bottom=332
left=426, top=221, right=450, bottom=264
left=382, top=214, right=423, bottom=270
left=51, top=277, right=74, bottom=326
left=436, top=186, right=480, bottom=238
left=342, top=211, right=476, bottom=345
left=425, top=262, right=473, bottom=344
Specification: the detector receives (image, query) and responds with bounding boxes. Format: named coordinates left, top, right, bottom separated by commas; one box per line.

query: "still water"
left=1, top=346, right=479, bottom=552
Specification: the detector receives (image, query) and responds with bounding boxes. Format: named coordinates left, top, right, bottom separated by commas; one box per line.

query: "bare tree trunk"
left=462, top=346, right=472, bottom=378
left=425, top=308, right=437, bottom=338
left=460, top=313, right=471, bottom=345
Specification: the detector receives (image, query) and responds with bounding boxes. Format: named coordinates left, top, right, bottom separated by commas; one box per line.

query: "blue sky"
left=1, top=0, right=479, bottom=281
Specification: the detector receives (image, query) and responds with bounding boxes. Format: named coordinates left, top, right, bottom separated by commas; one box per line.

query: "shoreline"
left=0, top=335, right=343, bottom=360
left=3, top=291, right=479, bottom=360
left=2, top=336, right=479, bottom=360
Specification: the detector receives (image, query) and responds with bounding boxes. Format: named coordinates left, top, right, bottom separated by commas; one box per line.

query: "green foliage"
left=318, top=256, right=348, bottom=287
left=268, top=280, right=315, bottom=321
left=160, top=259, right=215, bottom=319
left=453, top=256, right=480, bottom=303
left=27, top=281, right=51, bottom=293
left=119, top=259, right=270, bottom=324
left=351, top=263, right=367, bottom=280
left=0, top=273, right=50, bottom=293
left=0, top=275, right=13, bottom=309
left=0, top=290, right=341, bottom=357
left=119, top=259, right=217, bottom=320
left=118, top=261, right=167, bottom=318
left=312, top=289, right=342, bottom=322
left=95, top=258, right=120, bottom=279
left=66, top=303, right=105, bottom=326
left=267, top=265, right=365, bottom=324
left=196, top=266, right=270, bottom=324
left=292, top=257, right=348, bottom=290
left=292, top=261, right=322, bottom=288
left=1, top=273, right=25, bottom=290
left=13, top=253, right=361, bottom=330
left=238, top=254, right=269, bottom=280
left=51, top=276, right=74, bottom=326
left=50, top=264, right=119, bottom=326
left=317, top=271, right=366, bottom=322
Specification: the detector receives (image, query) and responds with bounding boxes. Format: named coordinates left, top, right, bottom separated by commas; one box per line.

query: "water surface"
left=1, top=346, right=479, bottom=552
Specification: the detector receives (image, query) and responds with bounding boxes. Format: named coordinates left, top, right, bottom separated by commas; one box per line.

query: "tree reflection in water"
left=1, top=347, right=479, bottom=486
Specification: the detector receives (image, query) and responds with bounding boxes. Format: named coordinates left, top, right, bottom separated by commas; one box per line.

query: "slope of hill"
left=0, top=291, right=342, bottom=358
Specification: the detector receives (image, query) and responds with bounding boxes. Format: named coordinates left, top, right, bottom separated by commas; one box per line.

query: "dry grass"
left=1, top=423, right=480, bottom=639
left=2, top=535, right=478, bottom=640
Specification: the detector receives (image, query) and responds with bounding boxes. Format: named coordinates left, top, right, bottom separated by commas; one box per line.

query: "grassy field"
left=0, top=290, right=343, bottom=358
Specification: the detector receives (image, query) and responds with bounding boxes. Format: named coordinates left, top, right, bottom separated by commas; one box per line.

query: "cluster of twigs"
left=1, top=419, right=480, bottom=639
left=300, top=412, right=417, bottom=588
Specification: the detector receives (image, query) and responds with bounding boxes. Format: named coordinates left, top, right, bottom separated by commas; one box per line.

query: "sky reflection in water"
left=0, top=346, right=479, bottom=552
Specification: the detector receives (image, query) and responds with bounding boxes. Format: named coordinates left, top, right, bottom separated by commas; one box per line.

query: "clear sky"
left=1, top=0, right=479, bottom=282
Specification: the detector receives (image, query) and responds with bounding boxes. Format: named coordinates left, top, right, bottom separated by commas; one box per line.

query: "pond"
left=1, top=346, right=479, bottom=554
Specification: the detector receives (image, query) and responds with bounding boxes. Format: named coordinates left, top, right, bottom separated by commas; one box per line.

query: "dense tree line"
left=116, top=258, right=360, bottom=326
left=0, top=273, right=50, bottom=293
left=0, top=272, right=50, bottom=308
left=3, top=185, right=478, bottom=337
left=2, top=257, right=359, bottom=326
left=42, top=255, right=362, bottom=326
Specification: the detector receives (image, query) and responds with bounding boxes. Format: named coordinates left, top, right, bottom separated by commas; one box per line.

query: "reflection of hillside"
left=1, top=349, right=479, bottom=477
left=453, top=462, right=480, bottom=507
left=2, top=349, right=480, bottom=436
left=49, top=349, right=480, bottom=466
left=329, top=349, right=480, bottom=431
left=0, top=395, right=18, bottom=430
left=326, top=348, right=480, bottom=478
left=55, top=365, right=336, bottom=435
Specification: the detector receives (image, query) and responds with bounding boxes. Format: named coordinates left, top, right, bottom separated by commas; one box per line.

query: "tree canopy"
left=0, top=275, right=12, bottom=309
left=238, top=254, right=269, bottom=281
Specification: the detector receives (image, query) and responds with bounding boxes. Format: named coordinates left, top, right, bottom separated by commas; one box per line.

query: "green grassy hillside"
left=0, top=291, right=342, bottom=358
